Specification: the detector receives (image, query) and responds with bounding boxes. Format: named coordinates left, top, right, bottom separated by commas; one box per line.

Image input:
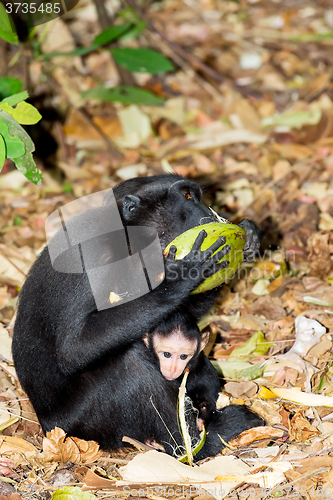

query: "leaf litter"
left=1, top=0, right=333, bottom=498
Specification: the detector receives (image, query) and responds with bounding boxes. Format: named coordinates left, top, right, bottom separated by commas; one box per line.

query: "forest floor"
left=1, top=0, right=333, bottom=498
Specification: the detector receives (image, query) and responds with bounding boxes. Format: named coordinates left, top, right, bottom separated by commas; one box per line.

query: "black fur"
left=12, top=175, right=263, bottom=459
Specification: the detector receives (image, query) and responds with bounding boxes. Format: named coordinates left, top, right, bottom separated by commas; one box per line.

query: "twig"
left=92, top=0, right=135, bottom=85
left=146, top=31, right=224, bottom=102
left=266, top=467, right=331, bottom=499
left=77, top=108, right=123, bottom=160
left=125, top=0, right=232, bottom=86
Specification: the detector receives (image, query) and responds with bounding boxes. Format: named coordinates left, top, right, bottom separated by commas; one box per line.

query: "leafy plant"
left=82, top=86, right=165, bottom=106
left=0, top=92, right=42, bottom=185
left=110, top=48, right=174, bottom=74
left=0, top=77, right=23, bottom=100
left=43, top=8, right=173, bottom=106
left=0, top=4, right=18, bottom=44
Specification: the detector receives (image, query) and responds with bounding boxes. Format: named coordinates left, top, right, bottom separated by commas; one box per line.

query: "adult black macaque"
left=12, top=174, right=263, bottom=460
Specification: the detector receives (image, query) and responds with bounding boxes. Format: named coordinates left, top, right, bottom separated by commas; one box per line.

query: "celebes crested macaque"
left=12, top=175, right=264, bottom=460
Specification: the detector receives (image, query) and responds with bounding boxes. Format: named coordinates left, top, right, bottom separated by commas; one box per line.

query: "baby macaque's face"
left=153, top=331, right=197, bottom=381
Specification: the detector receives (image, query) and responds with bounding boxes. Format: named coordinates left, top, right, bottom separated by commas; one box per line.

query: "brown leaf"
left=229, top=426, right=284, bottom=446
left=251, top=296, right=286, bottom=320
left=83, top=469, right=116, bottom=489
left=0, top=436, right=38, bottom=455
left=43, top=427, right=101, bottom=464
left=224, top=381, right=258, bottom=399
left=71, top=437, right=102, bottom=463
left=0, top=495, right=23, bottom=500
left=307, top=230, right=333, bottom=278
left=289, top=413, right=320, bottom=442
left=272, top=143, right=314, bottom=160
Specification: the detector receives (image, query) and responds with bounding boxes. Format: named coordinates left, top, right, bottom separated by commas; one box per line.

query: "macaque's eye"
left=180, top=354, right=188, bottom=360
left=163, top=352, right=171, bottom=358
left=184, top=192, right=191, bottom=200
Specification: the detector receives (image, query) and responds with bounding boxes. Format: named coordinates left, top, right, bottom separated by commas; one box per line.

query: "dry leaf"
left=229, top=426, right=284, bottom=446
left=0, top=436, right=38, bottom=455
left=0, top=324, right=13, bottom=362
left=186, top=122, right=267, bottom=151
left=223, top=382, right=258, bottom=399
left=307, top=230, right=333, bottom=278
left=83, top=469, right=116, bottom=489
left=43, top=427, right=101, bottom=463
left=117, top=450, right=291, bottom=500
left=289, top=413, right=321, bottom=441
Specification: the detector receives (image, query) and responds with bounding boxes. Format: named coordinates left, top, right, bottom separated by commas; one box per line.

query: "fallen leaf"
left=268, top=387, right=333, bottom=407
left=289, top=413, right=320, bottom=441
left=307, top=230, right=333, bottom=278
left=229, top=426, right=284, bottom=446
left=53, top=486, right=96, bottom=500
left=43, top=427, right=101, bottom=464
left=224, top=381, right=258, bottom=399
left=0, top=436, right=38, bottom=455
left=0, top=324, right=13, bottom=362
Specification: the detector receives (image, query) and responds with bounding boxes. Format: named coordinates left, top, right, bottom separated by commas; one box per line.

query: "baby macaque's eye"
left=180, top=354, right=188, bottom=360
left=163, top=352, right=171, bottom=358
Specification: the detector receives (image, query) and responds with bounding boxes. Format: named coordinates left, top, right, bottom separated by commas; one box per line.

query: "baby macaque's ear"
left=200, top=331, right=210, bottom=352
left=142, top=333, right=149, bottom=347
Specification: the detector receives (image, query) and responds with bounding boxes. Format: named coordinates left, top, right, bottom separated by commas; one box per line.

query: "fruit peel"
left=164, top=222, right=246, bottom=294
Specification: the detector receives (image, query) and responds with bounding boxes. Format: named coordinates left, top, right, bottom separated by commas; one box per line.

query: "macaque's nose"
left=164, top=359, right=182, bottom=380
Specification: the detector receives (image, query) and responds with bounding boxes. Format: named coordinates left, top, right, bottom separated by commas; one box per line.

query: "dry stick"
left=223, top=443, right=288, bottom=496
left=266, top=467, right=331, bottom=499
left=92, top=0, right=135, bottom=86
left=230, top=156, right=321, bottom=222
left=77, top=108, right=123, bottom=160
left=146, top=32, right=224, bottom=102
left=93, top=0, right=111, bottom=30
left=46, top=78, right=122, bottom=158
left=308, top=446, right=333, bottom=457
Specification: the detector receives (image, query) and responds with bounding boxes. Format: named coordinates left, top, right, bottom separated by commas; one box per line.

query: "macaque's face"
left=153, top=331, right=198, bottom=381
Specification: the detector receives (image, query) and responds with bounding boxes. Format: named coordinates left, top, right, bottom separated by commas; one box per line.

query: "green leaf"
left=52, top=486, right=96, bottom=500
left=12, top=153, right=42, bottom=185
left=0, top=121, right=25, bottom=159
left=62, top=181, right=73, bottom=193
left=0, top=102, right=42, bottom=125
left=1, top=91, right=29, bottom=107
left=0, top=111, right=35, bottom=154
left=0, top=78, right=23, bottom=100
left=42, top=46, right=100, bottom=60
left=110, top=48, right=174, bottom=74
left=118, top=21, right=146, bottom=42
left=212, top=360, right=264, bottom=381
left=229, top=331, right=275, bottom=361
left=43, top=24, right=132, bottom=61
left=43, top=23, right=136, bottom=60
left=290, top=31, right=333, bottom=42
left=93, top=23, right=132, bottom=46
left=82, top=86, right=164, bottom=106
left=0, top=5, right=18, bottom=45
left=0, top=134, right=5, bottom=172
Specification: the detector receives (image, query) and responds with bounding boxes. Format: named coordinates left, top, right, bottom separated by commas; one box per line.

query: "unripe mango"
left=164, top=222, right=246, bottom=294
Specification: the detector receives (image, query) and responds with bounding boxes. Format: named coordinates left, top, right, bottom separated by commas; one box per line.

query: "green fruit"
left=164, top=222, right=246, bottom=294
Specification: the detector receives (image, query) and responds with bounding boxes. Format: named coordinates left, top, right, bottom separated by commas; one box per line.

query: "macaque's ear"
left=200, top=331, right=210, bottom=352
left=142, top=333, right=149, bottom=347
